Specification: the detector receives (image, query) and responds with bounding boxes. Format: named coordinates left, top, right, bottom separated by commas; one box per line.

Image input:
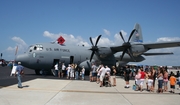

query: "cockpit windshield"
left=28, top=44, right=43, bottom=52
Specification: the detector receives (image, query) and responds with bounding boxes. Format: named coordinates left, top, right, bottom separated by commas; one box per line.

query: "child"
left=134, top=69, right=141, bottom=91
left=81, top=66, right=85, bottom=80
left=169, top=73, right=176, bottom=93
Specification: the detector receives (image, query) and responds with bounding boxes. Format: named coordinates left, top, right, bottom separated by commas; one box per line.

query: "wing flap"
left=143, top=52, right=173, bottom=56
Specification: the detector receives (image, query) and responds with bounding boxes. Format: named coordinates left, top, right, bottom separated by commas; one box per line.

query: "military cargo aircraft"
left=15, top=23, right=180, bottom=75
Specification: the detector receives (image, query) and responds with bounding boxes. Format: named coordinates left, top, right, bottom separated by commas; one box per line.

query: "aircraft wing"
left=143, top=41, right=180, bottom=50
left=142, top=52, right=173, bottom=56
left=110, top=46, right=124, bottom=52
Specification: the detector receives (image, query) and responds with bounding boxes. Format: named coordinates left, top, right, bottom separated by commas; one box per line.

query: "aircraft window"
left=34, top=46, right=37, bottom=50
left=34, top=44, right=43, bottom=51
left=28, top=46, right=34, bottom=52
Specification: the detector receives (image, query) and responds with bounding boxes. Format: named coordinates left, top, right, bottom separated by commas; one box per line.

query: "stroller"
left=103, top=73, right=111, bottom=87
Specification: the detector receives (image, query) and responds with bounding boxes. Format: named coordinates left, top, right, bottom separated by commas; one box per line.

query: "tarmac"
left=0, top=66, right=180, bottom=105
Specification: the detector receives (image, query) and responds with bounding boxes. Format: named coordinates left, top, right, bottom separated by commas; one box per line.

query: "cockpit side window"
left=29, top=46, right=34, bottom=52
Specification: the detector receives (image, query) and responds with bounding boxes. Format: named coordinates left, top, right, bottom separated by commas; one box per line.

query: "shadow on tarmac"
left=0, top=66, right=93, bottom=88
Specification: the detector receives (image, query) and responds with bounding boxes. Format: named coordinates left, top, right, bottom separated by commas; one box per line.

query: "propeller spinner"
left=119, top=29, right=136, bottom=61
left=89, top=35, right=102, bottom=62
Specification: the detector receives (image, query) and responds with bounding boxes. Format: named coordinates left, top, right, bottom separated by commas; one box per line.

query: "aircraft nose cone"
left=15, top=54, right=29, bottom=66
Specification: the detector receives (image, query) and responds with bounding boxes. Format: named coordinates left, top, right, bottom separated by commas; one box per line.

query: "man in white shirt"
left=99, top=64, right=106, bottom=87
left=66, top=64, right=71, bottom=79
left=54, top=63, right=58, bottom=77
left=61, top=63, right=66, bottom=78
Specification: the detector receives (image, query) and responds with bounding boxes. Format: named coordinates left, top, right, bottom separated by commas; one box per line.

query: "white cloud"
left=43, top=31, right=91, bottom=47
left=103, top=29, right=110, bottom=36
left=157, top=37, right=180, bottom=42
left=4, top=37, right=28, bottom=60
left=7, top=46, right=14, bottom=51
left=7, top=37, right=28, bottom=52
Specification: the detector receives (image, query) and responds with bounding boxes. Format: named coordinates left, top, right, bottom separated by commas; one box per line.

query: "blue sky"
left=0, top=0, right=180, bottom=66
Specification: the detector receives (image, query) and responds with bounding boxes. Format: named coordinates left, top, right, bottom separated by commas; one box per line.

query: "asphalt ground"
left=0, top=66, right=180, bottom=105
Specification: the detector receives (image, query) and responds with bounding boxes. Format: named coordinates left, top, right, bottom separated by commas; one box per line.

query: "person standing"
left=54, top=63, right=58, bottom=77
left=139, top=67, right=145, bottom=92
left=124, top=65, right=131, bottom=88
left=163, top=70, right=169, bottom=92
left=99, top=64, right=106, bottom=87
left=58, top=62, right=62, bottom=78
left=91, top=63, right=97, bottom=82
left=111, top=66, right=116, bottom=86
left=70, top=64, right=75, bottom=79
left=169, top=73, right=176, bottom=93
left=61, top=63, right=66, bottom=78
left=15, top=62, right=24, bottom=88
left=75, top=64, right=79, bottom=80
left=81, top=66, right=85, bottom=80
left=157, top=68, right=164, bottom=93
left=66, top=64, right=71, bottom=79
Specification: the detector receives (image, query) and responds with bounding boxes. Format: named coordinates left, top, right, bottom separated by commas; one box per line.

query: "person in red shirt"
left=139, top=67, right=145, bottom=92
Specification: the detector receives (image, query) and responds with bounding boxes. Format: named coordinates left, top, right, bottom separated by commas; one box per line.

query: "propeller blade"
left=119, top=31, right=125, bottom=43
left=128, top=29, right=136, bottom=42
left=90, top=51, right=95, bottom=62
left=95, top=35, right=102, bottom=46
left=127, top=49, right=136, bottom=61
left=120, top=49, right=127, bottom=61
left=86, top=61, right=91, bottom=70
left=89, top=37, right=94, bottom=46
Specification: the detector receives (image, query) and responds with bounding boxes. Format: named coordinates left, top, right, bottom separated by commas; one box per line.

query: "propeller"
left=119, top=29, right=136, bottom=61
left=89, top=35, right=102, bottom=62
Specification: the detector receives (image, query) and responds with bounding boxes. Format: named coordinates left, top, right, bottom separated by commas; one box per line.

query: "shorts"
left=178, top=81, right=180, bottom=86
left=63, top=70, right=66, bottom=74
left=147, top=79, right=153, bottom=87
left=140, top=79, right=145, bottom=86
left=158, top=80, right=163, bottom=88
left=100, top=75, right=105, bottom=81
left=124, top=75, right=130, bottom=81
left=164, top=81, right=168, bottom=87
left=170, top=85, right=175, bottom=89
left=92, top=72, right=97, bottom=77
left=135, top=80, right=140, bottom=86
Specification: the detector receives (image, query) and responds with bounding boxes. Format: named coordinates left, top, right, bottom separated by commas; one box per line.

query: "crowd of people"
left=54, top=62, right=180, bottom=93
left=12, top=61, right=180, bottom=93
left=53, top=62, right=117, bottom=87
left=123, top=65, right=180, bottom=94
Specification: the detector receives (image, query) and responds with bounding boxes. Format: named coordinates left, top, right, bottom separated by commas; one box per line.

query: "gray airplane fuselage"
left=16, top=43, right=95, bottom=71
left=15, top=42, right=145, bottom=74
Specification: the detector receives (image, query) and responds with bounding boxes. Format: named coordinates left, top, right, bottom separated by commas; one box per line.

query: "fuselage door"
left=70, top=56, right=74, bottom=64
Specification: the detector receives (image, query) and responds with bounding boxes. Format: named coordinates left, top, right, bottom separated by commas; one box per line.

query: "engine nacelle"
left=131, top=45, right=146, bottom=56
left=114, top=52, right=145, bottom=62
left=98, top=47, right=112, bottom=58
